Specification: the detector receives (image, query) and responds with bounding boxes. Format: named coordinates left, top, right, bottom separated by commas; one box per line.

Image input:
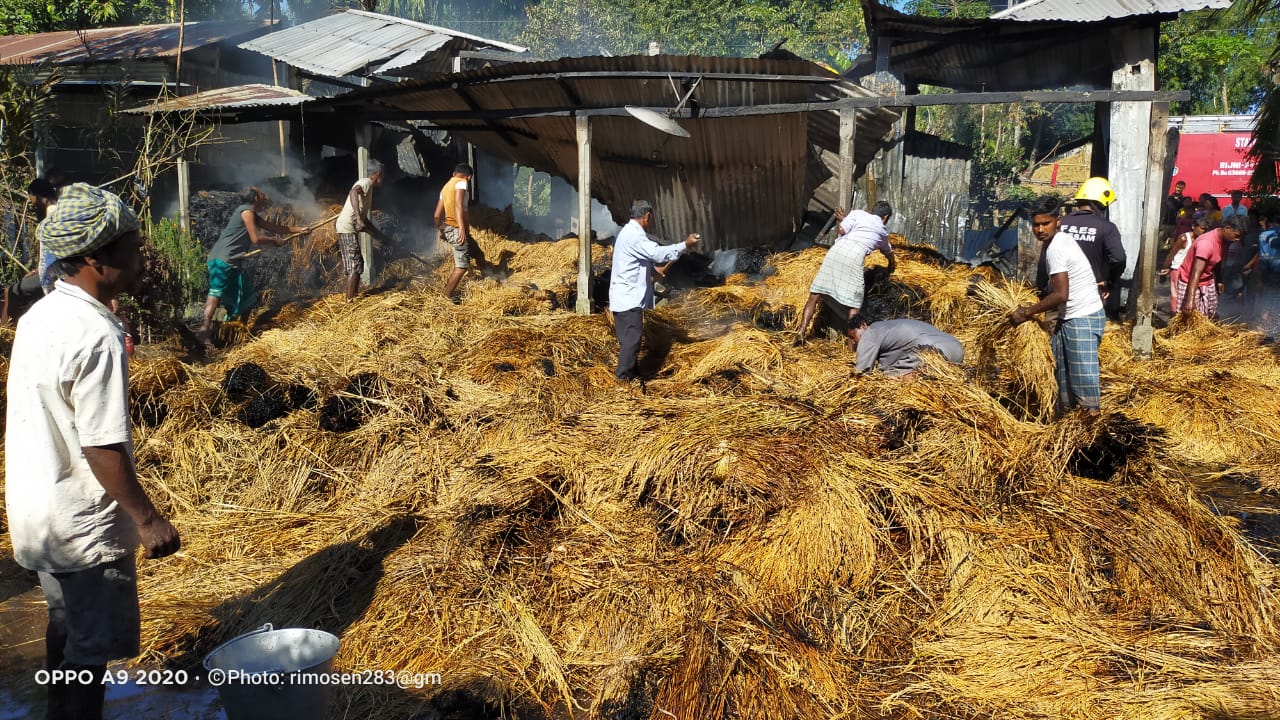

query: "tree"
left=1159, top=8, right=1273, bottom=116
left=0, top=0, right=259, bottom=34
left=517, top=0, right=866, bottom=65
left=1238, top=0, right=1280, bottom=194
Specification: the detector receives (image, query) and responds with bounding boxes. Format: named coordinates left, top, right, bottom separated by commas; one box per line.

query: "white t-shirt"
left=4, top=281, right=139, bottom=573
left=1045, top=232, right=1104, bottom=320
left=335, top=177, right=374, bottom=235
left=835, top=209, right=891, bottom=256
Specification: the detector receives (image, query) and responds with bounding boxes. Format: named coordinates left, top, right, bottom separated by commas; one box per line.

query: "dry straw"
left=4, top=213, right=1279, bottom=720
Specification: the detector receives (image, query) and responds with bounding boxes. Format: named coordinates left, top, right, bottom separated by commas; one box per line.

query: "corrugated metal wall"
left=858, top=132, right=971, bottom=258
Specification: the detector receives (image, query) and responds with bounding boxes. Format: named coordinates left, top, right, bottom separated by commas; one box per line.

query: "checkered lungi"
left=1051, top=309, right=1105, bottom=412
left=1173, top=278, right=1218, bottom=318
left=338, top=233, right=363, bottom=276
left=809, top=241, right=870, bottom=310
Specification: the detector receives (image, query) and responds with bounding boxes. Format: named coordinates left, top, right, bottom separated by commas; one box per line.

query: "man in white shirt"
left=5, top=183, right=180, bottom=720
left=1010, top=194, right=1106, bottom=416
left=334, top=160, right=385, bottom=301
left=609, top=200, right=700, bottom=381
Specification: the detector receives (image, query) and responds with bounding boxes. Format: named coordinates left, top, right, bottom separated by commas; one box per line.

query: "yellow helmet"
left=1074, top=177, right=1116, bottom=207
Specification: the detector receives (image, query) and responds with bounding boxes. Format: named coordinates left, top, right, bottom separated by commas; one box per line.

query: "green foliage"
left=0, top=64, right=59, bottom=280
left=1160, top=8, right=1275, bottom=115
left=517, top=0, right=865, bottom=63
left=0, top=0, right=257, bottom=34
left=515, top=166, right=551, bottom=217
left=146, top=218, right=207, bottom=310
left=904, top=0, right=988, bottom=18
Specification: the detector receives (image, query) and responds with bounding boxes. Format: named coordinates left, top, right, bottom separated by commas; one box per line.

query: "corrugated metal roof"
left=0, top=21, right=270, bottom=65
left=991, top=0, right=1230, bottom=21
left=237, top=9, right=525, bottom=79
left=323, top=55, right=896, bottom=251
left=122, top=83, right=311, bottom=114
left=856, top=0, right=1144, bottom=92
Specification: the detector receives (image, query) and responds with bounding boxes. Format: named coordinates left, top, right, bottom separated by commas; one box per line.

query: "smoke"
left=155, top=134, right=324, bottom=225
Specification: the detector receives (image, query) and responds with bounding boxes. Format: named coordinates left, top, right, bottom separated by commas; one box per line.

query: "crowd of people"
left=1160, top=181, right=1279, bottom=320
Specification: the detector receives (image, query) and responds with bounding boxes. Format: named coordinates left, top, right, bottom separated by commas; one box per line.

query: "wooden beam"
left=838, top=108, right=856, bottom=209
left=177, top=157, right=191, bottom=235
left=575, top=115, right=592, bottom=315
left=432, top=70, right=840, bottom=90
left=1108, top=24, right=1157, bottom=318
left=450, top=84, right=519, bottom=147
left=1132, top=101, right=1169, bottom=357
left=171, top=88, right=1193, bottom=126
left=356, top=124, right=373, bottom=286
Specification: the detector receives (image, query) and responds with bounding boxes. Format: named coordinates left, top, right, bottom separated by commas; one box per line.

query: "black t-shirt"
left=1060, top=210, right=1126, bottom=287
left=1162, top=193, right=1183, bottom=225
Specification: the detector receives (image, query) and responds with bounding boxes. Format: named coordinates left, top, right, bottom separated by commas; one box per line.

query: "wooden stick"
left=0, top=241, right=32, bottom=274
left=243, top=213, right=339, bottom=258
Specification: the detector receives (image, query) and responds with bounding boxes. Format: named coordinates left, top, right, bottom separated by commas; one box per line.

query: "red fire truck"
left=1167, top=115, right=1257, bottom=203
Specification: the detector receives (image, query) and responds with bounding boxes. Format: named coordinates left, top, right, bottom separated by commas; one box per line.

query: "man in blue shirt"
left=1221, top=190, right=1247, bottom=222
left=609, top=200, right=700, bottom=381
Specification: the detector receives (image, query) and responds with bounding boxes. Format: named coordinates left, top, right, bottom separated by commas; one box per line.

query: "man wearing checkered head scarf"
left=6, top=183, right=181, bottom=720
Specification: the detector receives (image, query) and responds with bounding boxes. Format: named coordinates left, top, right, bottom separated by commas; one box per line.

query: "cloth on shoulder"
left=37, top=183, right=139, bottom=260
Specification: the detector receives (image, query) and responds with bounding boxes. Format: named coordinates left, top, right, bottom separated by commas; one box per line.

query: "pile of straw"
left=5, top=214, right=1280, bottom=720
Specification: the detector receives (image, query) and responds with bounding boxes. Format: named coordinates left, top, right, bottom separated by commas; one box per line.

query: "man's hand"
left=137, top=513, right=180, bottom=559
left=1098, top=282, right=1110, bottom=301
left=1010, top=306, right=1030, bottom=325
left=685, top=233, right=701, bottom=249
left=290, top=225, right=308, bottom=235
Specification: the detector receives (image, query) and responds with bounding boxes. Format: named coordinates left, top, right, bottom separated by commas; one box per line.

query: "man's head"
left=39, top=183, right=144, bottom=297
left=1231, top=189, right=1244, bottom=205
left=1029, top=194, right=1063, bottom=243
left=28, top=177, right=60, bottom=220
left=368, top=159, right=385, bottom=187
left=870, top=200, right=893, bottom=224
left=848, top=315, right=872, bottom=344
left=630, top=199, right=655, bottom=230
left=453, top=163, right=473, bottom=179
left=1182, top=195, right=1195, bottom=209
left=239, top=186, right=267, bottom=210
left=1220, top=215, right=1247, bottom=242
left=1174, top=180, right=1186, bottom=195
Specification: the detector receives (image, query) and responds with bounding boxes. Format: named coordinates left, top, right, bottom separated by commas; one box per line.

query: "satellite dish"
left=625, top=105, right=691, bottom=138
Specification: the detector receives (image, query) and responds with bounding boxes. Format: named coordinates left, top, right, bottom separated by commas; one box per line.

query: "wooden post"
left=838, top=108, right=856, bottom=209
left=1107, top=25, right=1157, bottom=308
left=272, top=59, right=287, bottom=176
left=356, top=124, right=373, bottom=286
left=34, top=119, right=45, bottom=178
left=177, top=156, right=191, bottom=235
left=575, top=115, right=593, bottom=315
left=1131, top=101, right=1168, bottom=357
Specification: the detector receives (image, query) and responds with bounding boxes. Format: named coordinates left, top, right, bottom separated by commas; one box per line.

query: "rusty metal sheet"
left=122, top=83, right=311, bottom=114
left=0, top=21, right=269, bottom=65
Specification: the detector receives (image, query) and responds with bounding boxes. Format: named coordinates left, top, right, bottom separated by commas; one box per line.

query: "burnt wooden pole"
left=356, top=124, right=373, bottom=286
left=838, top=108, right=856, bottom=209
left=1107, top=24, right=1157, bottom=313
left=1132, top=101, right=1169, bottom=357
left=575, top=115, right=593, bottom=315
left=177, top=156, right=191, bottom=235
